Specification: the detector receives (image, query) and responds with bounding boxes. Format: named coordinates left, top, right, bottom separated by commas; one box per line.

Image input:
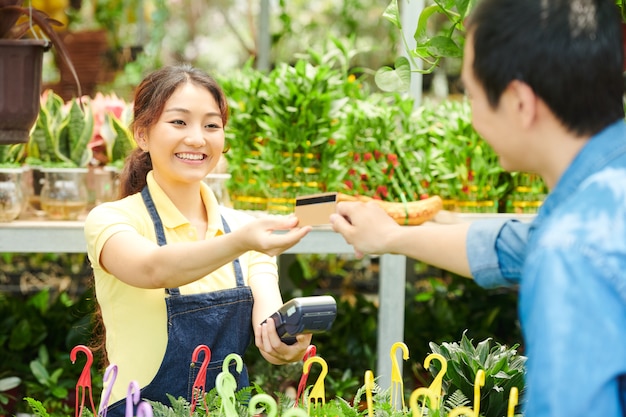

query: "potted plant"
left=26, top=90, right=94, bottom=219
left=0, top=0, right=81, bottom=145
left=86, top=91, right=135, bottom=206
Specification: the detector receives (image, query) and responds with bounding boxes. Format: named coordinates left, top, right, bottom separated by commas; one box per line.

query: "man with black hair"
left=330, top=0, right=626, bottom=415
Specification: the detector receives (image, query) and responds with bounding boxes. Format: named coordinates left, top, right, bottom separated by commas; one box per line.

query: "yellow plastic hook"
left=389, top=342, right=410, bottom=410
left=424, top=353, right=447, bottom=409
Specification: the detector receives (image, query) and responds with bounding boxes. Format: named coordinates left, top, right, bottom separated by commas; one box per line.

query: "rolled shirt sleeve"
left=467, top=219, right=530, bottom=288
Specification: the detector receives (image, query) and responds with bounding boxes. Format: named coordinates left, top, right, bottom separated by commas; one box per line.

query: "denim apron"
left=105, top=186, right=253, bottom=416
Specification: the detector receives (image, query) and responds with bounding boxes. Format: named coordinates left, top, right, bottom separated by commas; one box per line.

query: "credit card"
left=294, top=192, right=338, bottom=227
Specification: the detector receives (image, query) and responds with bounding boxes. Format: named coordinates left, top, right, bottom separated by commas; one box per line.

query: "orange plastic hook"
left=190, top=345, right=211, bottom=415
left=70, top=345, right=97, bottom=417
left=295, top=345, right=317, bottom=407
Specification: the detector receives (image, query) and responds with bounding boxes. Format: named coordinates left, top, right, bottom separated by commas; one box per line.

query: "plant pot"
left=40, top=168, right=89, bottom=220
left=0, top=39, right=48, bottom=145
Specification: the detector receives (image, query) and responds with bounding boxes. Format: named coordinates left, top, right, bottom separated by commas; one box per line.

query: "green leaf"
left=414, top=4, right=442, bottom=43
left=427, top=36, right=463, bottom=58
left=0, top=376, right=21, bottom=392
left=29, top=361, right=50, bottom=386
left=374, top=57, right=411, bottom=92
left=382, top=0, right=401, bottom=28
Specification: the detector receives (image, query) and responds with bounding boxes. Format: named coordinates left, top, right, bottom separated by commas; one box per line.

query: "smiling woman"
left=83, top=64, right=313, bottom=417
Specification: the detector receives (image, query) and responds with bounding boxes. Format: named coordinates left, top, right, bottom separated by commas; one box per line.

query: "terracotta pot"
left=0, top=39, right=48, bottom=145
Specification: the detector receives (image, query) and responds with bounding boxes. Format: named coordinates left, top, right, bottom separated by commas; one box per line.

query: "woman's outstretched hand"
left=241, top=214, right=312, bottom=257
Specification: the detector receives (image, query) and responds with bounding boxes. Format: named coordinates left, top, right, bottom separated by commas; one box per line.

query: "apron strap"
left=141, top=185, right=246, bottom=293
left=220, top=215, right=245, bottom=287
left=141, top=186, right=166, bottom=246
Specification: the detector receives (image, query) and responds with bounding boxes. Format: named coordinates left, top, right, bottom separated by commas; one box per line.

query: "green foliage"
left=0, top=143, right=26, bottom=167
left=376, top=0, right=474, bottom=91
left=0, top=287, right=100, bottom=415
left=218, top=40, right=366, bottom=212
left=28, top=91, right=94, bottom=168
left=428, top=331, right=526, bottom=417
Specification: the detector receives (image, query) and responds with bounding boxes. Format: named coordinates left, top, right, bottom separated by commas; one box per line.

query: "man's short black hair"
left=466, top=0, right=625, bottom=136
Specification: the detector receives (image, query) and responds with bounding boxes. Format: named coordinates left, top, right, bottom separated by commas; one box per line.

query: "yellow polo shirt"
left=84, top=172, right=277, bottom=403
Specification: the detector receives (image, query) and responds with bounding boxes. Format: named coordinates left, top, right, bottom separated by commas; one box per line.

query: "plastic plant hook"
left=295, top=345, right=317, bottom=407
left=125, top=381, right=141, bottom=417
left=136, top=401, right=154, bottom=417
left=409, top=387, right=437, bottom=417
left=472, top=369, right=486, bottom=417
left=447, top=370, right=485, bottom=417
left=424, top=353, right=447, bottom=409
left=70, top=344, right=97, bottom=417
left=215, top=371, right=238, bottom=417
left=98, top=364, right=118, bottom=417
left=248, top=393, right=277, bottom=417
left=189, top=344, right=211, bottom=415
left=222, top=352, right=244, bottom=375
left=303, top=356, right=328, bottom=413
left=447, top=407, right=475, bottom=417
left=364, top=370, right=374, bottom=417
left=389, top=341, right=409, bottom=410
left=507, top=387, right=519, bottom=417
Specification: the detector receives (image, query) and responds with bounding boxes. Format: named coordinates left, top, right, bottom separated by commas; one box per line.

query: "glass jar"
left=87, top=165, right=120, bottom=208
left=40, top=168, right=89, bottom=220
left=0, top=167, right=24, bottom=222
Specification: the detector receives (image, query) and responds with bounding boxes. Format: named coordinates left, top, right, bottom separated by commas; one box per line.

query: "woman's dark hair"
left=118, top=64, right=229, bottom=198
left=466, top=0, right=624, bottom=136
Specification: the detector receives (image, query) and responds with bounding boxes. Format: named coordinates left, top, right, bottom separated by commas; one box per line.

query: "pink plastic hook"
left=70, top=345, right=97, bottom=417
left=136, top=401, right=154, bottom=417
left=98, top=364, right=118, bottom=417
left=125, top=381, right=141, bottom=417
left=190, top=345, right=211, bottom=415
left=295, top=345, right=317, bottom=407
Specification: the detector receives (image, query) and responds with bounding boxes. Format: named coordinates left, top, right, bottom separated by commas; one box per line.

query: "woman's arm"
left=100, top=215, right=311, bottom=289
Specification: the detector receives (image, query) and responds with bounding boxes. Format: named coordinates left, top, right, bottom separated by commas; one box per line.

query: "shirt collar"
left=532, top=120, right=626, bottom=229
left=146, top=172, right=224, bottom=234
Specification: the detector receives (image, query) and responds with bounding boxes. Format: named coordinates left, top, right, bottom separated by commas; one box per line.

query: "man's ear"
left=508, top=79, right=537, bottom=128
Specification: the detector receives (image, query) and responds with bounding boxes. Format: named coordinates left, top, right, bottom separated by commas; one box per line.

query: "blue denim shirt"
left=467, top=120, right=626, bottom=417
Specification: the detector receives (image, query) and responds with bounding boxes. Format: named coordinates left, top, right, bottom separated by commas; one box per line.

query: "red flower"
left=344, top=180, right=354, bottom=190
left=374, top=150, right=383, bottom=160
left=387, top=153, right=399, bottom=167
left=363, top=152, right=373, bottom=161
left=376, top=185, right=389, bottom=199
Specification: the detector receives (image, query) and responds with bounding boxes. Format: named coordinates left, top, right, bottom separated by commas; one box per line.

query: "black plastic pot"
left=0, top=39, right=48, bottom=145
